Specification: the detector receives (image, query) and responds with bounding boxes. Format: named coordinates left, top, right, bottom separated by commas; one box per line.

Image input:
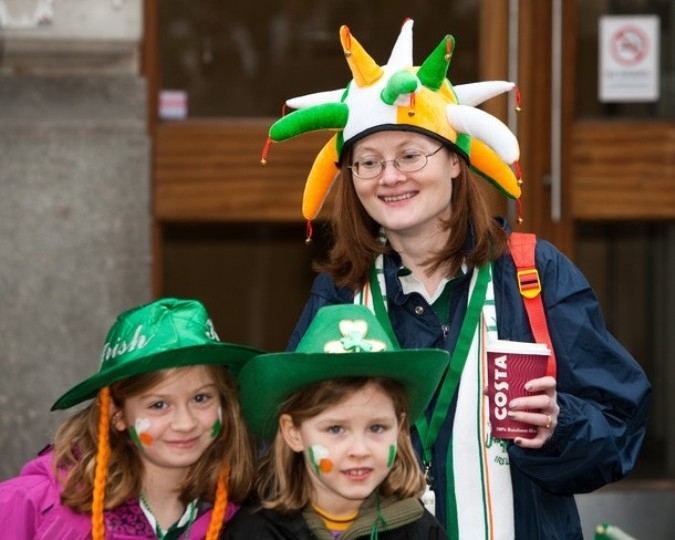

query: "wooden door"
left=144, top=0, right=673, bottom=479
left=512, top=1, right=675, bottom=238
left=143, top=1, right=497, bottom=350
left=514, top=1, right=675, bottom=479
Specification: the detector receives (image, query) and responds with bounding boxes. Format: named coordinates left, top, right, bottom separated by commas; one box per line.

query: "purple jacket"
left=0, top=449, right=239, bottom=539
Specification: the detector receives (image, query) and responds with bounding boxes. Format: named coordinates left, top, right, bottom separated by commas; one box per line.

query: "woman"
left=264, top=18, right=651, bottom=540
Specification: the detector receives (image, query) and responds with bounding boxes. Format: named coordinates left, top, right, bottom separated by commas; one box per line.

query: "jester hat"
left=262, top=18, right=522, bottom=225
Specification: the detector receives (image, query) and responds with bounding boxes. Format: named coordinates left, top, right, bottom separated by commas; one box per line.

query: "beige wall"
left=0, top=0, right=150, bottom=480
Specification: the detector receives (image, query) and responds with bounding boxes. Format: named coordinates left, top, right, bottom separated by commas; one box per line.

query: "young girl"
left=221, top=304, right=450, bottom=539
left=0, top=297, right=265, bottom=539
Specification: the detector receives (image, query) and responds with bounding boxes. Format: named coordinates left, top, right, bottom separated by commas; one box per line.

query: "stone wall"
left=0, top=0, right=150, bottom=480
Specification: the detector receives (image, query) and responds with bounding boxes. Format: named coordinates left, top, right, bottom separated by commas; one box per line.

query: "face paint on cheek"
left=387, top=444, right=397, bottom=468
left=130, top=418, right=154, bottom=449
left=210, top=406, right=223, bottom=438
left=308, top=444, right=333, bottom=475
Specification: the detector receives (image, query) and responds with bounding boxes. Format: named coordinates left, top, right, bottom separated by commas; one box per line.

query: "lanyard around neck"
left=367, top=262, right=490, bottom=464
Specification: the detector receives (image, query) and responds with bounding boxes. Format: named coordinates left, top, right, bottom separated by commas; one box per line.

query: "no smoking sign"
left=611, top=25, right=649, bottom=66
left=600, top=15, right=660, bottom=102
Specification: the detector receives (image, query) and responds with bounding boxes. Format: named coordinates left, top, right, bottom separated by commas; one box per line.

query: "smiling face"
left=350, top=130, right=460, bottom=243
left=280, top=382, right=402, bottom=516
left=111, top=366, right=222, bottom=479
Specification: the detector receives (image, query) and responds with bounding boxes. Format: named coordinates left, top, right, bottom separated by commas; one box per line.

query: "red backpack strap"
left=508, top=232, right=557, bottom=378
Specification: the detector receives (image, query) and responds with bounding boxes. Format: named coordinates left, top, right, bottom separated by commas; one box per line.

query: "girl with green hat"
left=221, top=304, right=450, bottom=539
left=0, top=297, right=265, bottom=540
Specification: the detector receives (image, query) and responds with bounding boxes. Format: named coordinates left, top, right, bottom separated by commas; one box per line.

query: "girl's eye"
left=149, top=401, right=167, bottom=410
left=370, top=424, right=389, bottom=434
left=327, top=425, right=343, bottom=434
left=193, top=393, right=211, bottom=404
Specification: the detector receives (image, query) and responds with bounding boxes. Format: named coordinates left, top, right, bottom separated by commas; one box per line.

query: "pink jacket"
left=0, top=449, right=239, bottom=539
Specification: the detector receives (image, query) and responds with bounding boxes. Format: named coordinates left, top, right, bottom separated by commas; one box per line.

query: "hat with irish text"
left=51, top=297, right=265, bottom=410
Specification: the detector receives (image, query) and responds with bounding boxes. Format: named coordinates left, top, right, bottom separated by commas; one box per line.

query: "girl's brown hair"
left=316, top=151, right=509, bottom=290
left=53, top=365, right=255, bottom=539
left=256, top=377, right=426, bottom=515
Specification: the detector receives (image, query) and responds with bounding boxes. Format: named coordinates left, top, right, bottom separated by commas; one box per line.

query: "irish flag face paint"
left=211, top=406, right=223, bottom=438
left=387, top=444, right=397, bottom=468
left=309, top=444, right=334, bottom=475
left=130, top=417, right=154, bottom=448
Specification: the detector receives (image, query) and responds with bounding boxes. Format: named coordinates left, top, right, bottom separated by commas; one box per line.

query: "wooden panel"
left=570, top=121, right=675, bottom=220
left=479, top=0, right=510, bottom=218
left=154, top=120, right=333, bottom=222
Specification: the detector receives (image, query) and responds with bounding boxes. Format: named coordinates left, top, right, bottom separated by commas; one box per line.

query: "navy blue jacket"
left=287, top=236, right=651, bottom=539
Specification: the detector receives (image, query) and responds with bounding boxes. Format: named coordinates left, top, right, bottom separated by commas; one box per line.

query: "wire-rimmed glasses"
left=348, top=145, right=445, bottom=179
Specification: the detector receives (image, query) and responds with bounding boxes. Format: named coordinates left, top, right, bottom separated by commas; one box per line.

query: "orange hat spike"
left=301, top=135, right=340, bottom=221
left=339, top=25, right=384, bottom=88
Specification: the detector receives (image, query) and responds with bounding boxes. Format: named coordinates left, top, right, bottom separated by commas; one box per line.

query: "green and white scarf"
left=355, top=254, right=515, bottom=539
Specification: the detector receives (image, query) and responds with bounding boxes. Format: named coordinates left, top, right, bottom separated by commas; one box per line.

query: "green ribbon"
left=367, top=262, right=490, bottom=536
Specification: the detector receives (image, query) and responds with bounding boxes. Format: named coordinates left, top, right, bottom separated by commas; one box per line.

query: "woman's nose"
left=378, top=160, right=406, bottom=185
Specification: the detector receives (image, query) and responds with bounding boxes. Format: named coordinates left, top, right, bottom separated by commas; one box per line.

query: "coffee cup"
left=486, top=340, right=551, bottom=439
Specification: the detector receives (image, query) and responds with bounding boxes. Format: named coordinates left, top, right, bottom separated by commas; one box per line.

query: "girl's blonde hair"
left=53, top=365, right=255, bottom=540
left=256, top=377, right=426, bottom=515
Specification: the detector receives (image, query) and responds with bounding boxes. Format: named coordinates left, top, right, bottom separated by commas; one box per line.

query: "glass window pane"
left=575, top=0, right=674, bottom=118
left=159, top=1, right=479, bottom=118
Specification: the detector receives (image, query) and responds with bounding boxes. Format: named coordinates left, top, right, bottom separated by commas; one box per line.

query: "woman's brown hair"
left=256, top=377, right=426, bottom=515
left=316, top=149, right=509, bottom=290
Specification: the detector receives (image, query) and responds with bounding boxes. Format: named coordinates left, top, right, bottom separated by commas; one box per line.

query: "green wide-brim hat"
left=51, top=297, right=266, bottom=410
left=239, top=304, right=450, bottom=440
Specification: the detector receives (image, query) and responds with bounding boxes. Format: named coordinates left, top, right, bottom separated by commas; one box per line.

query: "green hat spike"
left=269, top=103, right=349, bottom=142
left=381, top=71, right=419, bottom=105
left=417, top=35, right=454, bottom=91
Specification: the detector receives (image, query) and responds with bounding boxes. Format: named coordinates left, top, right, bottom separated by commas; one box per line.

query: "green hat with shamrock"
left=52, top=297, right=266, bottom=410
left=238, top=304, right=450, bottom=440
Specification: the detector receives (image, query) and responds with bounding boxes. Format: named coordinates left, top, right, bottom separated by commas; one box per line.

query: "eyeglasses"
left=348, top=145, right=445, bottom=179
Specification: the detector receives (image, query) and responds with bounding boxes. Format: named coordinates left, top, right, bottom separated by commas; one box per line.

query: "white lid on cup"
left=486, top=339, right=550, bottom=355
